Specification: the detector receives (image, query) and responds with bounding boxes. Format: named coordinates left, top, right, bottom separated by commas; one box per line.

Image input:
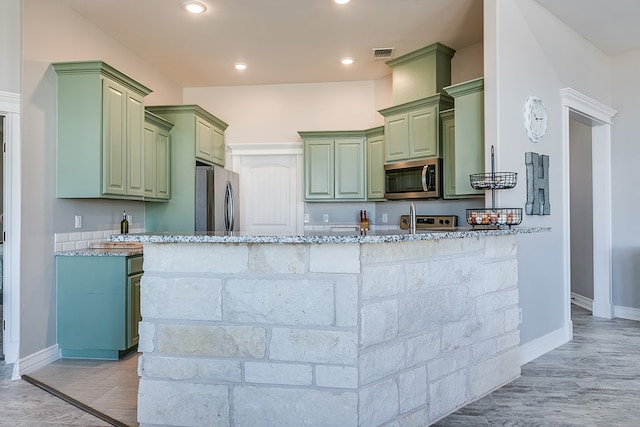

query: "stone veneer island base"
left=113, top=229, right=544, bottom=427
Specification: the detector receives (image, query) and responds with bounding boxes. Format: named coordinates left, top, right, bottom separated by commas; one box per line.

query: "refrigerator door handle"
left=224, top=181, right=235, bottom=232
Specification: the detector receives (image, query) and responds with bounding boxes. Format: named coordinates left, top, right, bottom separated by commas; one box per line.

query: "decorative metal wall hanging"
left=525, top=152, right=550, bottom=215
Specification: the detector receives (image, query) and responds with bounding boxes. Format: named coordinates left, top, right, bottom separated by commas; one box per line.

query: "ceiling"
left=534, top=0, right=640, bottom=56
left=59, top=0, right=640, bottom=88
left=59, top=0, right=483, bottom=87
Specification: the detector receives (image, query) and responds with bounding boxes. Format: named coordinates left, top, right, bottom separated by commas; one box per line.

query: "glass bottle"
left=120, top=211, right=129, bottom=234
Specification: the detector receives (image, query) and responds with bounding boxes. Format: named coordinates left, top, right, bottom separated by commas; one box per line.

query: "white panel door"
left=237, top=153, right=301, bottom=235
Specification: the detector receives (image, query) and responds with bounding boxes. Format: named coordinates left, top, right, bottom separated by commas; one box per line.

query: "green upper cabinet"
left=144, top=105, right=228, bottom=232
left=442, top=77, right=485, bottom=199
left=53, top=61, right=152, bottom=199
left=144, top=111, right=174, bottom=201
left=379, top=94, right=453, bottom=163
left=365, top=126, right=385, bottom=200
left=195, top=114, right=227, bottom=166
left=386, top=42, right=455, bottom=106
left=301, top=131, right=366, bottom=201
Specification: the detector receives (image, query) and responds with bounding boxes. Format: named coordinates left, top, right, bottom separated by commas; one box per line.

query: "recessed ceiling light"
left=341, top=57, right=354, bottom=65
left=183, top=1, right=207, bottom=14
left=334, top=0, right=350, bottom=4
left=234, top=63, right=248, bottom=70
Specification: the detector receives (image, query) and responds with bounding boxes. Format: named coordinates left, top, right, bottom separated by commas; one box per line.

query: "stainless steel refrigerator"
left=195, top=165, right=240, bottom=233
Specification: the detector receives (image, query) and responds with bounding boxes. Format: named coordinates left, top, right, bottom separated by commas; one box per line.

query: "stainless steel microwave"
left=384, top=158, right=441, bottom=199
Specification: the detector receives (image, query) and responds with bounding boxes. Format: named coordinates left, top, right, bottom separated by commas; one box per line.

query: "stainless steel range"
left=399, top=214, right=458, bottom=231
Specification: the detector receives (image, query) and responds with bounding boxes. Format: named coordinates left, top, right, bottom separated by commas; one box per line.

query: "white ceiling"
left=59, top=0, right=483, bottom=87
left=59, top=0, right=640, bottom=88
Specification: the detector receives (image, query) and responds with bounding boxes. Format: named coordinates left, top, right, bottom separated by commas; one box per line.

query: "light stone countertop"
left=55, top=248, right=143, bottom=257
left=108, top=227, right=549, bottom=244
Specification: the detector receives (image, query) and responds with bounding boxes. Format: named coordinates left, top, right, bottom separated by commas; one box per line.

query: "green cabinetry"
left=365, top=126, right=385, bottom=200
left=379, top=94, right=453, bottom=163
left=442, top=78, right=485, bottom=199
left=144, top=105, right=228, bottom=232
left=301, top=131, right=366, bottom=201
left=57, top=254, right=143, bottom=359
left=53, top=61, right=152, bottom=199
left=144, top=111, right=173, bottom=200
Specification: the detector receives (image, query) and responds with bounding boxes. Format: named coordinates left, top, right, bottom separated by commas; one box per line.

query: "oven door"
left=384, top=158, right=441, bottom=199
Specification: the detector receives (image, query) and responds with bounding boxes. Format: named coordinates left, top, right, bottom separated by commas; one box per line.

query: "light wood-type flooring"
left=1, top=305, right=639, bottom=426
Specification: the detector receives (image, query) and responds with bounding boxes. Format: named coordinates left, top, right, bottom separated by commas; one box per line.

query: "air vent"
left=371, top=47, right=395, bottom=61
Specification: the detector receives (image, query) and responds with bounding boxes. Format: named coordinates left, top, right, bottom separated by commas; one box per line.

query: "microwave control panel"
left=399, top=215, right=458, bottom=231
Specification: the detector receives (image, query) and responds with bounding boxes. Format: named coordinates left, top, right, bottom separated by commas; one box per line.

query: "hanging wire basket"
left=466, top=208, right=523, bottom=228
left=470, top=172, right=517, bottom=190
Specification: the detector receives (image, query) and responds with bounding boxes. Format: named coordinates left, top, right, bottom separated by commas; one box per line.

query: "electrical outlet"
left=518, top=308, right=523, bottom=324
left=323, top=213, right=329, bottom=223
left=74, top=215, right=82, bottom=229
left=382, top=213, right=388, bottom=223
left=304, top=213, right=310, bottom=223
left=127, top=214, right=133, bottom=224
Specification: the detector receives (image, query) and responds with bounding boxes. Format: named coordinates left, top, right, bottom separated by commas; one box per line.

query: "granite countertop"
left=108, top=227, right=550, bottom=244
left=55, top=242, right=143, bottom=257
left=55, top=248, right=144, bottom=257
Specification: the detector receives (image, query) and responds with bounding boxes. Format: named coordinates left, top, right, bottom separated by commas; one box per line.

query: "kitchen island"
left=111, top=228, right=546, bottom=427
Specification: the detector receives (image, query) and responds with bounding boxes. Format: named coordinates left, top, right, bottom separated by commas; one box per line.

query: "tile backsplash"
left=54, top=227, right=144, bottom=252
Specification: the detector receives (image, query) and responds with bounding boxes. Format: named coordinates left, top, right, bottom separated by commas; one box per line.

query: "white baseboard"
left=519, top=322, right=572, bottom=366
left=18, top=345, right=60, bottom=376
left=613, top=304, right=640, bottom=321
left=571, top=292, right=593, bottom=311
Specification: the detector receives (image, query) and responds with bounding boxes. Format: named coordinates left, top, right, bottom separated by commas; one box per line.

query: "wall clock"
left=523, top=96, right=547, bottom=143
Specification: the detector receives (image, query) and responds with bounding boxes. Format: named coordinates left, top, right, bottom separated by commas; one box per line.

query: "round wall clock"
left=523, top=96, right=547, bottom=143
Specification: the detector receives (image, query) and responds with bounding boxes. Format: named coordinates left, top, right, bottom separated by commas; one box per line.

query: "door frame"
left=560, top=88, right=616, bottom=322
left=0, top=90, right=22, bottom=370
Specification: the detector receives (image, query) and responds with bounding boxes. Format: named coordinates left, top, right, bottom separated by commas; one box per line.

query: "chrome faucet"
left=409, top=202, right=416, bottom=234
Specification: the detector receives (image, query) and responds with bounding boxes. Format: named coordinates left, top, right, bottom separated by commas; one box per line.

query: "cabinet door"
left=409, top=105, right=439, bottom=158
left=335, top=138, right=365, bottom=199
left=212, top=126, right=225, bottom=166
left=304, top=139, right=334, bottom=200
left=102, top=79, right=127, bottom=195
left=195, top=117, right=214, bottom=164
left=367, top=135, right=385, bottom=200
left=127, top=92, right=145, bottom=197
left=441, top=111, right=457, bottom=198
left=143, top=124, right=157, bottom=198
left=385, top=114, right=409, bottom=162
left=155, top=128, right=171, bottom=200
left=127, top=272, right=142, bottom=348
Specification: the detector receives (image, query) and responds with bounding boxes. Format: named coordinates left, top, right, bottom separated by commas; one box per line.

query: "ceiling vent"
left=371, top=47, right=395, bottom=61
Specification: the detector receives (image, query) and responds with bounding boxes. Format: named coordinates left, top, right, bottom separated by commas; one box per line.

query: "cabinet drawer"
left=128, top=256, right=144, bottom=275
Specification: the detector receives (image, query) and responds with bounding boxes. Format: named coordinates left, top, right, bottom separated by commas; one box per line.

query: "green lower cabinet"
left=57, top=255, right=143, bottom=359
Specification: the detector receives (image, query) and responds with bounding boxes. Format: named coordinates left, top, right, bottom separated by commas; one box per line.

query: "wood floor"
left=436, top=305, right=640, bottom=426
left=1, top=305, right=639, bottom=426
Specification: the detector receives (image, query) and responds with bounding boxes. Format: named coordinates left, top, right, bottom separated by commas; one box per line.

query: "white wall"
left=611, top=50, right=640, bottom=308
left=0, top=0, right=21, bottom=93
left=184, top=80, right=381, bottom=144
left=19, top=0, right=183, bottom=359
left=485, top=0, right=611, bottom=345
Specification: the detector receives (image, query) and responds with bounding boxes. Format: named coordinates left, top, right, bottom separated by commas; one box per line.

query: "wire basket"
left=466, top=208, right=523, bottom=228
left=470, top=172, right=517, bottom=190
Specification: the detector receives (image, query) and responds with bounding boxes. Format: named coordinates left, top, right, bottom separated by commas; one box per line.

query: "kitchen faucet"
left=410, top=202, right=416, bottom=234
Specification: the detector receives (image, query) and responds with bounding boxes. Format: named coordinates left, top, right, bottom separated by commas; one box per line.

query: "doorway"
left=569, top=117, right=595, bottom=311
left=561, top=88, right=617, bottom=325
left=0, top=90, right=21, bottom=372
